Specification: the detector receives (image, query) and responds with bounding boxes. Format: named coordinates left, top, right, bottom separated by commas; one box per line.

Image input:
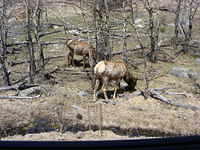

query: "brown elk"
left=14, top=7, right=26, bottom=23
left=93, top=60, right=137, bottom=101
left=65, top=39, right=96, bottom=69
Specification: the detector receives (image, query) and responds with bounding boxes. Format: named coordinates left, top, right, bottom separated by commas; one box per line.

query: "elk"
left=13, top=5, right=27, bottom=23
left=65, top=39, right=96, bottom=69
left=93, top=60, right=137, bottom=101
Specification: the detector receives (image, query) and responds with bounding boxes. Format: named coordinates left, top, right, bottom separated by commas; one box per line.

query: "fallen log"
left=112, top=44, right=171, bottom=56
left=125, top=88, right=200, bottom=111
left=18, top=87, right=45, bottom=97
left=153, top=88, right=192, bottom=97
left=10, top=55, right=64, bottom=66
left=0, top=95, right=40, bottom=99
left=63, top=68, right=91, bottom=73
left=39, top=30, right=63, bottom=38
left=7, top=41, right=65, bottom=48
left=0, top=81, right=38, bottom=91
left=164, top=91, right=188, bottom=97
left=149, top=89, right=200, bottom=111
left=0, top=85, right=19, bottom=91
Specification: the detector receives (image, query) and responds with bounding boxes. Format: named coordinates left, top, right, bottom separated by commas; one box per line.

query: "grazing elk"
left=65, top=39, right=96, bottom=69
left=93, top=60, right=137, bottom=101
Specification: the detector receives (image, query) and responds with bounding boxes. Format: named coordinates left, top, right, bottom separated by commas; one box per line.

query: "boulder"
left=170, top=67, right=200, bottom=80
left=188, top=72, right=200, bottom=80
left=196, top=58, right=200, bottom=64
left=78, top=91, right=89, bottom=97
left=188, top=40, right=200, bottom=56
left=169, top=67, right=190, bottom=78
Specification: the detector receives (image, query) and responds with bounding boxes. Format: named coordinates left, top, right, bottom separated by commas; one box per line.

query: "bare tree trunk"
left=94, top=0, right=111, bottom=62
left=178, top=0, right=199, bottom=54
left=24, top=0, right=36, bottom=83
left=122, top=0, right=128, bottom=63
left=0, top=0, right=11, bottom=86
left=33, top=0, right=45, bottom=70
left=187, top=0, right=198, bottom=44
left=143, top=0, right=160, bottom=63
left=174, top=0, right=183, bottom=49
left=130, top=0, right=138, bottom=24
left=104, top=0, right=111, bottom=60
left=148, top=9, right=157, bottom=62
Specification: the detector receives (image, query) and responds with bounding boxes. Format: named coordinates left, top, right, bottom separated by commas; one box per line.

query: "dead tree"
left=0, top=0, right=11, bottom=86
left=129, top=0, right=158, bottom=98
left=179, top=0, right=199, bottom=54
left=33, top=0, right=45, bottom=69
left=93, top=0, right=111, bottom=62
left=24, top=0, right=36, bottom=83
left=143, top=0, right=161, bottom=63
left=129, top=0, right=138, bottom=24
left=122, top=0, right=128, bottom=63
left=174, top=0, right=183, bottom=49
left=174, top=0, right=199, bottom=55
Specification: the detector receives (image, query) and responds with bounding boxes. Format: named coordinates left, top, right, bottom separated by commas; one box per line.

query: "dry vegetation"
left=1, top=0, right=200, bottom=141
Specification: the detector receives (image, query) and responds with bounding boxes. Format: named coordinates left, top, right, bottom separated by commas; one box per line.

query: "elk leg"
left=93, top=79, right=100, bottom=101
left=67, top=53, right=71, bottom=66
left=113, top=88, right=117, bottom=99
left=113, top=81, right=120, bottom=99
left=71, top=53, right=75, bottom=66
left=83, top=55, right=87, bottom=68
left=67, top=51, right=73, bottom=67
left=102, top=78, right=109, bottom=100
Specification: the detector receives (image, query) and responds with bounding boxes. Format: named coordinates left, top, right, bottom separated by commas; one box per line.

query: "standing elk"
left=13, top=7, right=26, bottom=23
left=65, top=39, right=96, bottom=69
left=93, top=60, right=137, bottom=101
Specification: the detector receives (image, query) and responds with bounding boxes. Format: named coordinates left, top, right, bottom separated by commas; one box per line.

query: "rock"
left=135, top=18, right=143, bottom=24
left=169, top=67, right=190, bottom=78
left=69, top=30, right=80, bottom=35
left=168, top=23, right=175, bottom=27
left=188, top=72, right=200, bottom=80
left=134, top=18, right=144, bottom=28
left=196, top=58, right=200, bottom=64
left=192, top=79, right=200, bottom=94
left=170, top=67, right=200, bottom=80
left=188, top=40, right=200, bottom=56
left=78, top=91, right=89, bottom=97
left=135, top=24, right=144, bottom=28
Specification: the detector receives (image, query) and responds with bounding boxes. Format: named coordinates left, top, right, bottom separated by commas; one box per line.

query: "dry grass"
left=102, top=96, right=200, bottom=136
left=1, top=52, right=200, bottom=139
